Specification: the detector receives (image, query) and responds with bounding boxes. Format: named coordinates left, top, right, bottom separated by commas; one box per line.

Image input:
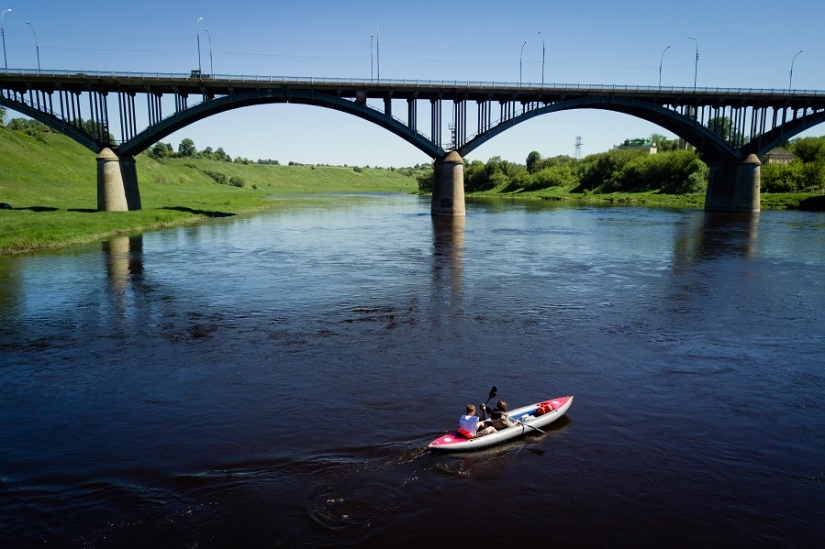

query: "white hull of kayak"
left=427, top=396, right=573, bottom=452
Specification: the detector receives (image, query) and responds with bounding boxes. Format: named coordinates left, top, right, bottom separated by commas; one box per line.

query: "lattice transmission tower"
left=574, top=136, right=583, bottom=160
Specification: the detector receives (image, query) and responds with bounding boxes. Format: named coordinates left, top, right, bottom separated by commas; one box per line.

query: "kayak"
left=427, top=396, right=573, bottom=452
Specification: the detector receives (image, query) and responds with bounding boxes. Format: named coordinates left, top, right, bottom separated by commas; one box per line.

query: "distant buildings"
left=617, top=138, right=657, bottom=154
left=761, top=148, right=797, bottom=165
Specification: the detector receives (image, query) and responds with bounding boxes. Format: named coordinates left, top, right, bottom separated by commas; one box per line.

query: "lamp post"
left=370, top=34, right=374, bottom=80
left=204, top=27, right=213, bottom=75
left=658, top=45, right=670, bottom=88
left=375, top=26, right=380, bottom=81
left=688, top=37, right=699, bottom=88
left=519, top=40, right=527, bottom=85
left=25, top=20, right=40, bottom=73
left=196, top=17, right=203, bottom=74
left=538, top=31, right=545, bottom=85
left=789, top=49, right=803, bottom=91
left=1, top=8, right=10, bottom=70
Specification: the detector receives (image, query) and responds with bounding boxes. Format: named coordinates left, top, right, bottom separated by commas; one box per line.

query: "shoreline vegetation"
left=1, top=119, right=824, bottom=255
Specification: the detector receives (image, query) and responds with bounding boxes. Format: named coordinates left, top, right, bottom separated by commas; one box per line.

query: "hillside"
left=0, top=126, right=420, bottom=253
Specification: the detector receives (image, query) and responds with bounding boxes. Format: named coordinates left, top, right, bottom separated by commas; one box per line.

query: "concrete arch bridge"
left=2, top=70, right=825, bottom=214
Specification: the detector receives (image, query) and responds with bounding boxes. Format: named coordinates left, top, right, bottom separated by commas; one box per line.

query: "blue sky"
left=2, top=0, right=823, bottom=166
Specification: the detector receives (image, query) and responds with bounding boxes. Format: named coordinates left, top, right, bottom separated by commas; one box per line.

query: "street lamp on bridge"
left=196, top=17, right=203, bottom=74
left=538, top=31, right=545, bottom=85
left=25, top=20, right=40, bottom=74
left=205, top=27, right=213, bottom=75
left=1, top=8, right=10, bottom=70
left=688, top=37, right=699, bottom=88
left=658, top=45, right=670, bottom=88
left=789, top=49, right=803, bottom=91
left=375, top=25, right=380, bottom=81
left=519, top=40, right=527, bottom=86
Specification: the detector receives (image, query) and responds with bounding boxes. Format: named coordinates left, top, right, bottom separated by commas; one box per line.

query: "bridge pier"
left=704, top=154, right=761, bottom=213
left=120, top=155, right=142, bottom=211
left=431, top=151, right=465, bottom=216
left=96, top=148, right=141, bottom=211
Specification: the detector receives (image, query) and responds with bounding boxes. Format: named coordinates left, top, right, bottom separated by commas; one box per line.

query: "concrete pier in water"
left=431, top=151, right=465, bottom=216
left=704, top=154, right=761, bottom=213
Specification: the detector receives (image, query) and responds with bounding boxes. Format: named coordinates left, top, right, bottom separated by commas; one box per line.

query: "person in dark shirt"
left=482, top=400, right=515, bottom=430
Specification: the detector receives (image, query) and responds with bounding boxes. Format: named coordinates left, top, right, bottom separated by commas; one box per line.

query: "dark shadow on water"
left=161, top=206, right=234, bottom=218
left=673, top=211, right=759, bottom=267
left=431, top=215, right=465, bottom=312
left=102, top=235, right=144, bottom=307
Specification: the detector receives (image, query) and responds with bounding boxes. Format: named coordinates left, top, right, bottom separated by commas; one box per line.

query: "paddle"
left=482, top=386, right=498, bottom=412
left=517, top=417, right=545, bottom=435
left=491, top=387, right=545, bottom=435
left=482, top=386, right=545, bottom=434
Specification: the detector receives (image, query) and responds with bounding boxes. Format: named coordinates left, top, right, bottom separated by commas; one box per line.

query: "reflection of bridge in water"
left=3, top=70, right=825, bottom=215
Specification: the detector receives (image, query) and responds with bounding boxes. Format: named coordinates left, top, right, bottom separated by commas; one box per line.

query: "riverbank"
left=0, top=127, right=419, bottom=254
left=2, top=126, right=821, bottom=254
left=467, top=186, right=822, bottom=210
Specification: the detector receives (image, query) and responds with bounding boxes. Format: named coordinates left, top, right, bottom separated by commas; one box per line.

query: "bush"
left=229, top=176, right=245, bottom=188
left=7, top=118, right=51, bottom=143
left=202, top=170, right=228, bottom=185
left=526, top=165, right=575, bottom=190
left=416, top=170, right=434, bottom=193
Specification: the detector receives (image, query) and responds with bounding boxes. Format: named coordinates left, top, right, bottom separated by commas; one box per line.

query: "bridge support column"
left=97, top=148, right=129, bottom=212
left=431, top=151, right=465, bottom=216
left=119, top=155, right=142, bottom=211
left=704, top=154, right=761, bottom=213
left=96, top=148, right=142, bottom=211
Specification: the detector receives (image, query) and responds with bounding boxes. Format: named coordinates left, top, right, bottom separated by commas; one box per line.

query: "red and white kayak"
left=427, top=396, right=573, bottom=452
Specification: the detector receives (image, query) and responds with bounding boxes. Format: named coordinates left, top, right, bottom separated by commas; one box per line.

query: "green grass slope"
left=0, top=127, right=419, bottom=253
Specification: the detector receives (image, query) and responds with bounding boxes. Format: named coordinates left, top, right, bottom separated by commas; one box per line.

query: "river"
left=1, top=194, right=824, bottom=547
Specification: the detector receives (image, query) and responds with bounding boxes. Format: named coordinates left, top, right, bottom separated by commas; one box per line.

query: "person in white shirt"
left=457, top=404, right=496, bottom=438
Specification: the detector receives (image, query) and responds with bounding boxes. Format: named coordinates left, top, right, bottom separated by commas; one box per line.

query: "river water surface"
left=1, top=194, right=824, bottom=547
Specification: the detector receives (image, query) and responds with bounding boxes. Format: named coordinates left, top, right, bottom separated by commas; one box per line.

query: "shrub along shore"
left=2, top=121, right=824, bottom=255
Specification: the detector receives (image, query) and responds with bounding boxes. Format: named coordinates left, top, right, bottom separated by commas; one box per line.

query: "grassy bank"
left=0, top=127, right=418, bottom=254
left=466, top=183, right=823, bottom=210
left=467, top=184, right=708, bottom=208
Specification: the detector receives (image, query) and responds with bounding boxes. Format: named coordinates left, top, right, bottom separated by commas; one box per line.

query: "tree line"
left=2, top=107, right=823, bottom=193
left=418, top=131, right=825, bottom=196
left=418, top=135, right=709, bottom=196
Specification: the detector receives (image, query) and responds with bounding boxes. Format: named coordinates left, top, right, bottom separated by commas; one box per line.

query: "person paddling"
left=482, top=400, right=515, bottom=430
left=457, top=404, right=496, bottom=438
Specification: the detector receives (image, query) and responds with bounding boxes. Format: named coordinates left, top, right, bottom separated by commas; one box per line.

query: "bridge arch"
left=746, top=110, right=825, bottom=158
left=118, top=90, right=443, bottom=158
left=0, top=95, right=101, bottom=152
left=458, top=96, right=742, bottom=163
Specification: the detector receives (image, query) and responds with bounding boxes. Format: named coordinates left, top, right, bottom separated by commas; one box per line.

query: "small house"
left=618, top=138, right=657, bottom=154
left=761, top=148, right=797, bottom=165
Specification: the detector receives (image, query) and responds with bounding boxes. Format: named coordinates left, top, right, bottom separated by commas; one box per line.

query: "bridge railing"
left=2, top=68, right=824, bottom=97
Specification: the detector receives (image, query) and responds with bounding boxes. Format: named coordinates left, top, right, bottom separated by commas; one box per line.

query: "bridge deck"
left=2, top=69, right=825, bottom=107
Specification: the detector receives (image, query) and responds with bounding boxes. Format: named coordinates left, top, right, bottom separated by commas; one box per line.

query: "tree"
left=213, top=147, right=230, bottom=162
left=650, top=133, right=679, bottom=152
left=706, top=116, right=745, bottom=146
left=0, top=105, right=6, bottom=126
left=526, top=151, right=542, bottom=173
left=80, top=119, right=116, bottom=144
left=178, top=138, right=197, bottom=157
left=789, top=136, right=825, bottom=164
left=148, top=141, right=173, bottom=159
